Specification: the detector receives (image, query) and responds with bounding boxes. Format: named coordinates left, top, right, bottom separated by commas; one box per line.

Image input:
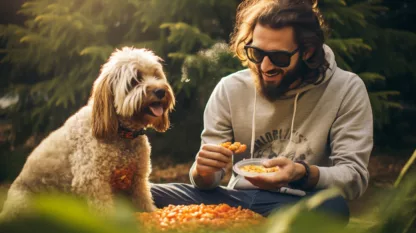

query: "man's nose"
left=153, top=88, right=166, bottom=99
left=260, top=55, right=275, bottom=71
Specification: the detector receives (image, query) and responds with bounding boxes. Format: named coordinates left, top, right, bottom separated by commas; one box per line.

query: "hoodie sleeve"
left=316, top=75, right=373, bottom=200
left=189, top=78, right=234, bottom=189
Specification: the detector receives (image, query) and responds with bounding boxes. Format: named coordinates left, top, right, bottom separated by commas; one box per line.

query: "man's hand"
left=194, top=144, right=233, bottom=176
left=245, top=157, right=308, bottom=190
left=191, top=144, right=233, bottom=188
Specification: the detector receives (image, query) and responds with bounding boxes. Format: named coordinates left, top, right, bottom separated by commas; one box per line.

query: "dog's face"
left=90, top=47, right=175, bottom=139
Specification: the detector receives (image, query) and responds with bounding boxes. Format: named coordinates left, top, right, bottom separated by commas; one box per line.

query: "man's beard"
left=257, top=58, right=307, bottom=101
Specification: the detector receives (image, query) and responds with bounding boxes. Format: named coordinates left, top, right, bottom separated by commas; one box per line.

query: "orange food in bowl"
left=136, top=203, right=264, bottom=232
left=240, top=165, right=279, bottom=173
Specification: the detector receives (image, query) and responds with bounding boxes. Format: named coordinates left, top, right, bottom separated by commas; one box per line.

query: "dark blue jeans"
left=151, top=183, right=350, bottom=224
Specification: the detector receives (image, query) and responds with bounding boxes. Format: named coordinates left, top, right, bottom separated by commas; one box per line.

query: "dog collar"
left=118, top=124, right=146, bottom=139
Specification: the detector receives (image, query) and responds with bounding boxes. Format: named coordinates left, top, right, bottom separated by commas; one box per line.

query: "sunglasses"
left=244, top=44, right=299, bottom=67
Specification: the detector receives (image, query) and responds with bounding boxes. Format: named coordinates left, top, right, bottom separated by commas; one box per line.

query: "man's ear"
left=302, top=47, right=316, bottom=61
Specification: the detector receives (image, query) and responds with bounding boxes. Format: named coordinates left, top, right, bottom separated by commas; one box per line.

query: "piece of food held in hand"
left=240, top=164, right=279, bottom=174
left=136, top=203, right=265, bottom=232
left=220, top=141, right=247, bottom=154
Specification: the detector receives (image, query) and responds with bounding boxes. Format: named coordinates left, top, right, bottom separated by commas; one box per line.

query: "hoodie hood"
left=283, top=44, right=337, bottom=97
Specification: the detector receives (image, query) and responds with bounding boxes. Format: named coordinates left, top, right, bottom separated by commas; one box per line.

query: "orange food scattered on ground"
left=240, top=164, right=279, bottom=173
left=220, top=142, right=247, bottom=154
left=135, top=203, right=265, bottom=232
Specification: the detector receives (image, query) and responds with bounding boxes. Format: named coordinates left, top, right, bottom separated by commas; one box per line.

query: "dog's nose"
left=153, top=88, right=166, bottom=99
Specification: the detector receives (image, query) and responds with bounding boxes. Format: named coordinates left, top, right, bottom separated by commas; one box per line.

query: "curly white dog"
left=0, top=47, right=175, bottom=220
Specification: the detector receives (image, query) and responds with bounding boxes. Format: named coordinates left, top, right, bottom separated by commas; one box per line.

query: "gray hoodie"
left=189, top=45, right=373, bottom=200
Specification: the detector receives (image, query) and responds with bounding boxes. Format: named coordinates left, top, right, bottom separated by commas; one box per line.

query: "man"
left=151, top=0, right=372, bottom=223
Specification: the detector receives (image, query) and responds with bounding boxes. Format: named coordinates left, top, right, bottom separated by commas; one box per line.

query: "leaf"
left=394, top=150, right=416, bottom=188
left=19, top=34, right=44, bottom=43
left=80, top=46, right=113, bottom=61
left=266, top=188, right=347, bottom=233
left=358, top=72, right=385, bottom=85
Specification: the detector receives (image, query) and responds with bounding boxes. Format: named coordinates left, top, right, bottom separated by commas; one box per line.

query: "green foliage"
left=161, top=22, right=214, bottom=53
left=0, top=194, right=142, bottom=233
left=394, top=150, right=416, bottom=188
left=371, top=150, right=416, bottom=233
left=264, top=188, right=349, bottom=233
left=321, top=0, right=415, bottom=131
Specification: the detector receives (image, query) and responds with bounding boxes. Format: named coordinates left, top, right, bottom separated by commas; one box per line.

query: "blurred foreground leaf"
left=265, top=188, right=350, bottom=233
left=0, top=194, right=140, bottom=233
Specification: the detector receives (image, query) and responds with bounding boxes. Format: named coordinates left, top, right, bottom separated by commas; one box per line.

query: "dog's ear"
left=91, top=76, right=118, bottom=139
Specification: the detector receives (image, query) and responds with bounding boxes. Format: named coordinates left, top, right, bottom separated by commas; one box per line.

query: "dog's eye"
left=137, top=71, right=143, bottom=80
left=130, top=78, right=139, bottom=87
left=130, top=71, right=142, bottom=87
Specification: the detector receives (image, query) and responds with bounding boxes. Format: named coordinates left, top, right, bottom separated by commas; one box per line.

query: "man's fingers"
left=196, top=164, right=221, bottom=175
left=197, top=157, right=228, bottom=169
left=201, top=144, right=233, bottom=157
left=245, top=172, right=290, bottom=186
left=198, top=150, right=231, bottom=164
left=263, top=157, right=290, bottom=168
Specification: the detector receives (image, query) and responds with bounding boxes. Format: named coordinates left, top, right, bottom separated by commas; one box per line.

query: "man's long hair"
left=230, top=0, right=329, bottom=84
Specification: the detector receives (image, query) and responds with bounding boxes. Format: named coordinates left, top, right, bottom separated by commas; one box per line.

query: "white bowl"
left=233, top=158, right=278, bottom=177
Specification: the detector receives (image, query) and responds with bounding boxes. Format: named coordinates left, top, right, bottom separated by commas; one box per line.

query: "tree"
left=319, top=0, right=416, bottom=147
left=370, top=0, right=416, bottom=148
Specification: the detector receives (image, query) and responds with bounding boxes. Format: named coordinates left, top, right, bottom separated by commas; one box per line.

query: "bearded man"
left=151, top=0, right=373, bottom=224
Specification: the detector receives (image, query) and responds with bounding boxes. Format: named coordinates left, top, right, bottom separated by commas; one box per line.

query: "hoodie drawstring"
left=288, top=92, right=300, bottom=148
left=250, top=85, right=257, bottom=158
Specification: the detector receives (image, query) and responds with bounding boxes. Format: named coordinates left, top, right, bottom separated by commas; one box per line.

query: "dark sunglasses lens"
left=246, top=47, right=264, bottom=63
left=269, top=52, right=290, bottom=67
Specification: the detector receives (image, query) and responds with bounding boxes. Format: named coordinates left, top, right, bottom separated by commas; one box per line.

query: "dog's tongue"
left=149, top=104, right=164, bottom=117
